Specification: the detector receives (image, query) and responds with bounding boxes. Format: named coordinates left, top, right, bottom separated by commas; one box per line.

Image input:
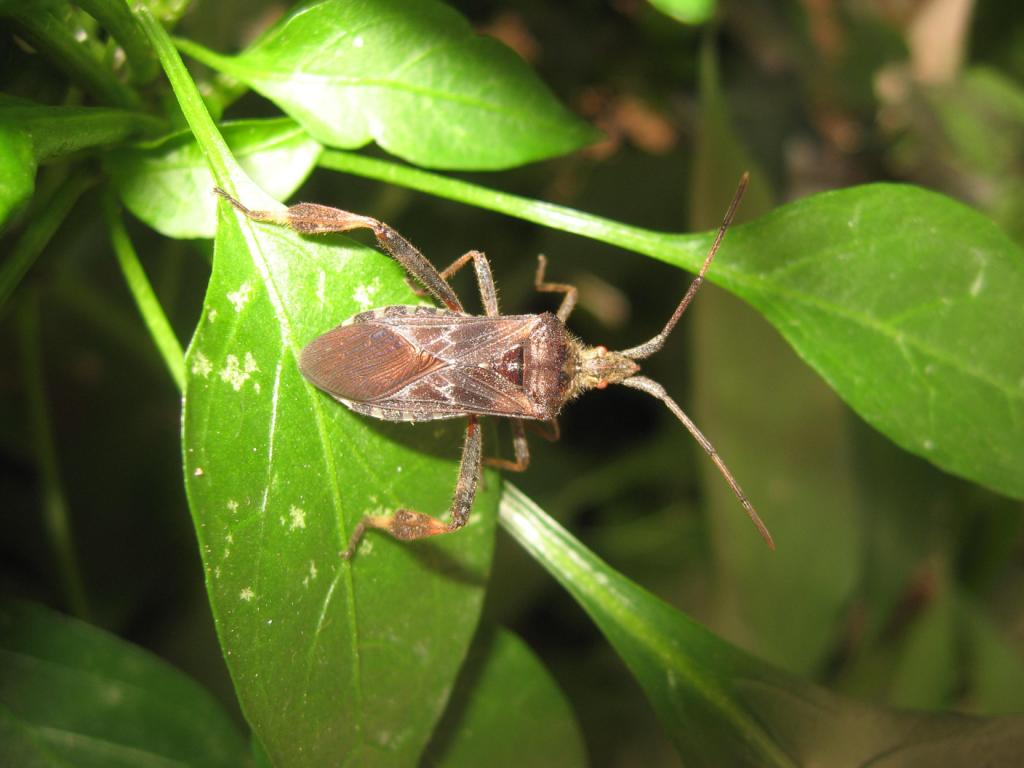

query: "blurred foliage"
left=1, top=1, right=1022, bottom=766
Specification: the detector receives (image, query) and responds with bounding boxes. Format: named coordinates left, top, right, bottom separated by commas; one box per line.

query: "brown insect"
left=215, top=174, right=773, bottom=559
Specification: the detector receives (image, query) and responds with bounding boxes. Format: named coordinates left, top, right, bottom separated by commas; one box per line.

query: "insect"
left=215, top=174, right=773, bottom=559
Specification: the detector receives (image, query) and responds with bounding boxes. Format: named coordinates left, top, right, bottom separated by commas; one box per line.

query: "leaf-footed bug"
left=215, top=174, right=774, bottom=559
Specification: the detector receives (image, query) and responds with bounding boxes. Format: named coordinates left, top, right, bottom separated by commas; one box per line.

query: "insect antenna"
left=620, top=375, right=775, bottom=549
left=618, top=172, right=749, bottom=361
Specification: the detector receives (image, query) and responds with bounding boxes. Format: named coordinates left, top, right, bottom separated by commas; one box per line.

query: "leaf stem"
left=0, top=172, right=96, bottom=312
left=133, top=8, right=241, bottom=192
left=104, top=194, right=186, bottom=392
left=17, top=287, right=91, bottom=621
left=317, top=149, right=711, bottom=273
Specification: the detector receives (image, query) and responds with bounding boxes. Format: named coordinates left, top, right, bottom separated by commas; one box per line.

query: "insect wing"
left=301, top=307, right=555, bottom=421
left=299, top=322, right=445, bottom=401
left=369, top=312, right=549, bottom=419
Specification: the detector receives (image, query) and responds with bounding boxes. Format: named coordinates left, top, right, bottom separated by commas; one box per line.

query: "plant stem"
left=134, top=8, right=241, bottom=192
left=105, top=194, right=186, bottom=392
left=318, top=149, right=710, bottom=273
left=0, top=172, right=96, bottom=312
left=18, top=288, right=91, bottom=620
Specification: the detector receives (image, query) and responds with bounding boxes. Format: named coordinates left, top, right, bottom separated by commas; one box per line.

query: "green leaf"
left=0, top=99, right=163, bottom=163
left=174, top=0, right=598, bottom=170
left=0, top=123, right=35, bottom=229
left=0, top=599, right=248, bottom=768
left=648, top=0, right=716, bottom=25
left=499, top=483, right=1024, bottom=767
left=133, top=7, right=500, bottom=763
left=424, top=626, right=587, bottom=768
left=711, top=185, right=1024, bottom=501
left=105, top=119, right=321, bottom=239
left=0, top=100, right=160, bottom=229
left=182, top=198, right=498, bottom=768
left=320, top=151, right=1024, bottom=500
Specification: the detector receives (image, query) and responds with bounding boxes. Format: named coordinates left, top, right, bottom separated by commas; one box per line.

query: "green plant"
left=2, top=1, right=1022, bottom=766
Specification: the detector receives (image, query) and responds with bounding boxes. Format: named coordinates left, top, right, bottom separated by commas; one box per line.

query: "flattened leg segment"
left=341, top=416, right=484, bottom=559
left=214, top=188, right=464, bottom=312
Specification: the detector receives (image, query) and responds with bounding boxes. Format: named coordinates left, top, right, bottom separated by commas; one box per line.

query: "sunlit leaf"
left=706, top=185, right=1024, bottom=501
left=182, top=200, right=498, bottom=767
left=316, top=151, right=1024, bottom=499
left=105, top=118, right=321, bottom=238
left=648, top=0, right=716, bottom=25
left=134, top=6, right=501, bottom=763
left=175, top=0, right=598, bottom=169
left=0, top=600, right=247, bottom=768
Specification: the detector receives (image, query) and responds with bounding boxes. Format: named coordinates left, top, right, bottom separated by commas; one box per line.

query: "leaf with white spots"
left=182, top=201, right=498, bottom=766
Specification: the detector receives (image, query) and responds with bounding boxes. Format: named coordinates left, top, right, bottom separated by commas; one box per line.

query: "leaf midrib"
left=227, top=216, right=369, bottom=726
left=238, top=69, right=579, bottom=129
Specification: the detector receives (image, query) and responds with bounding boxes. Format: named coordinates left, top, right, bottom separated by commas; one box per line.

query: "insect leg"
left=341, top=416, right=483, bottom=559
left=484, top=419, right=530, bottom=472
left=528, top=419, right=560, bottom=442
left=214, top=189, right=464, bottom=312
left=534, top=255, right=578, bottom=323
left=422, top=250, right=500, bottom=316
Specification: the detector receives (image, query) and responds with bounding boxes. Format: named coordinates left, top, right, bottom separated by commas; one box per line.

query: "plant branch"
left=0, top=172, right=96, bottom=312
left=105, top=194, right=186, bottom=392
left=318, top=149, right=711, bottom=274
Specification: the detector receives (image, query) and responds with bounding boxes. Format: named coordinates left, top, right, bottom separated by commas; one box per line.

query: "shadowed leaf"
left=0, top=600, right=247, bottom=768
left=424, top=626, right=586, bottom=768
left=499, top=484, right=1024, bottom=767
